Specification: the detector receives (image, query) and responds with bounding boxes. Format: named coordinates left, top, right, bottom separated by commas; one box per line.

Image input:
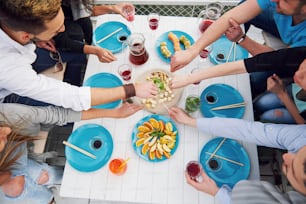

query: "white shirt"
left=0, top=28, right=91, bottom=111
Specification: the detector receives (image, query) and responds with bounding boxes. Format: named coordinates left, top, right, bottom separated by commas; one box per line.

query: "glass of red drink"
left=199, top=45, right=213, bottom=64
left=186, top=161, right=203, bottom=182
left=122, top=5, right=135, bottom=22
left=148, top=13, right=160, bottom=30
left=118, top=64, right=132, bottom=82
left=109, top=158, right=128, bottom=176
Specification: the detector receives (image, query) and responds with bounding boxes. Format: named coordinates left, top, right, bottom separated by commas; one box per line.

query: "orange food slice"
left=143, top=121, right=153, bottom=130
left=155, top=150, right=162, bottom=159
left=137, top=132, right=145, bottom=138
left=141, top=143, right=150, bottom=155
left=135, top=138, right=145, bottom=147
left=149, top=151, right=155, bottom=160
left=163, top=152, right=171, bottom=159
left=149, top=118, right=159, bottom=129
left=137, top=125, right=151, bottom=133
left=159, top=120, right=165, bottom=132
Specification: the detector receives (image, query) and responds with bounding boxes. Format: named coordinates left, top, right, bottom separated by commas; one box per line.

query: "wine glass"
left=198, top=45, right=213, bottom=66
left=122, top=5, right=135, bottom=29
left=147, top=13, right=160, bottom=37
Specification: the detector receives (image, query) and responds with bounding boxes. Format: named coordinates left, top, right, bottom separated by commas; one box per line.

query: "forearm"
left=81, top=108, right=120, bottom=119
left=239, top=36, right=274, bottom=56
left=90, top=87, right=126, bottom=106
left=190, top=61, right=246, bottom=83
left=91, top=5, right=115, bottom=16
left=277, top=92, right=305, bottom=124
left=83, top=44, right=99, bottom=55
left=192, top=0, right=261, bottom=54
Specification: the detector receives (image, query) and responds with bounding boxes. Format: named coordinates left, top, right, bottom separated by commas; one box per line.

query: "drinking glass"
left=147, top=13, right=160, bottom=37
left=122, top=5, right=135, bottom=22
left=109, top=158, right=128, bottom=176
left=186, top=161, right=203, bottom=182
left=118, top=64, right=132, bottom=82
left=190, top=68, right=201, bottom=86
left=199, top=45, right=213, bottom=65
left=185, top=95, right=200, bottom=113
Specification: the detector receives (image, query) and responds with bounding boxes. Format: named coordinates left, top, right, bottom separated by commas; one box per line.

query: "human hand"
left=170, top=49, right=196, bottom=72
left=168, top=106, right=196, bottom=127
left=35, top=40, right=57, bottom=52
left=95, top=47, right=117, bottom=63
left=267, top=74, right=286, bottom=95
left=185, top=170, right=219, bottom=196
left=225, top=18, right=244, bottom=43
left=115, top=102, right=143, bottom=118
left=114, top=3, right=135, bottom=20
left=134, top=81, right=158, bottom=98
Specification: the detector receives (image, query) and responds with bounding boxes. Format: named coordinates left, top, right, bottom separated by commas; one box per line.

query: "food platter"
left=133, top=69, right=183, bottom=114
left=132, top=114, right=179, bottom=162
left=200, top=83, right=245, bottom=118
left=155, top=30, right=194, bottom=63
left=200, top=137, right=250, bottom=188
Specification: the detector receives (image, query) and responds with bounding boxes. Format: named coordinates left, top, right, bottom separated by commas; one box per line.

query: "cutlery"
left=63, top=140, right=96, bottom=159
left=205, top=138, right=226, bottom=165
left=96, top=27, right=123, bottom=44
left=211, top=102, right=246, bottom=110
left=205, top=152, right=244, bottom=166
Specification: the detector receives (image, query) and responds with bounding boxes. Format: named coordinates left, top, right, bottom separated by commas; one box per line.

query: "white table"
left=60, top=14, right=260, bottom=204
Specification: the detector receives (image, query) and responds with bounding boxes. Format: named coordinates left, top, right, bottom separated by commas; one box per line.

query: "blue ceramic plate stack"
left=65, top=124, right=113, bottom=172
left=83, top=73, right=123, bottom=109
left=93, top=21, right=131, bottom=53
left=200, top=83, right=245, bottom=118
left=200, top=137, right=250, bottom=188
left=155, top=30, right=194, bottom=63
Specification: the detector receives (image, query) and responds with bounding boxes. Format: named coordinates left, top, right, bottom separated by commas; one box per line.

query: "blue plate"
left=83, top=73, right=123, bottom=109
left=156, top=30, right=194, bottom=63
left=209, top=35, right=249, bottom=64
left=132, top=114, right=179, bottom=162
left=65, top=124, right=113, bottom=172
left=200, top=83, right=245, bottom=118
left=200, top=137, right=250, bottom=188
left=93, top=21, right=131, bottom=53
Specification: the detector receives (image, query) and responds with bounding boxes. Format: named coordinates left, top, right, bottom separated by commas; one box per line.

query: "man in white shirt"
left=0, top=0, right=157, bottom=111
left=168, top=107, right=306, bottom=204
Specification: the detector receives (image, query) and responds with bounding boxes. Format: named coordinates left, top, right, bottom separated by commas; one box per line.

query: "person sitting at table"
left=170, top=0, right=306, bottom=97
left=0, top=0, right=158, bottom=110
left=168, top=106, right=306, bottom=204
left=0, top=101, right=143, bottom=203
left=171, top=47, right=306, bottom=124
left=34, top=0, right=135, bottom=86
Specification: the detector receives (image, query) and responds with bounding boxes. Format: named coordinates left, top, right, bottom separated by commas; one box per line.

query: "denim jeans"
left=3, top=158, right=63, bottom=204
left=253, top=88, right=296, bottom=124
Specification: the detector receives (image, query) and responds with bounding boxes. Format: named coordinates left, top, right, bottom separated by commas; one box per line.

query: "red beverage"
left=129, top=43, right=149, bottom=65
left=109, top=158, right=127, bottom=175
left=120, top=70, right=131, bottom=81
left=127, top=14, right=134, bottom=22
left=186, top=161, right=202, bottom=180
left=199, top=20, right=214, bottom=33
left=149, top=18, right=159, bottom=30
left=199, top=49, right=209, bottom=58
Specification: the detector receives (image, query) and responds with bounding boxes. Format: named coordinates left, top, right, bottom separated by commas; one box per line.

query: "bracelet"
left=123, top=84, right=136, bottom=98
left=236, top=34, right=246, bottom=44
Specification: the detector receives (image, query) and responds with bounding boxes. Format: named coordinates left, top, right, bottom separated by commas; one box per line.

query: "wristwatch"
left=236, top=34, right=246, bottom=44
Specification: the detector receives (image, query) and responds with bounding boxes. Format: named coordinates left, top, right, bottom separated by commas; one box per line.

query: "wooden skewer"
left=205, top=152, right=244, bottom=166
left=63, top=141, right=96, bottom=159
left=119, top=157, right=130, bottom=169
left=96, top=27, right=123, bottom=44
left=205, top=138, right=226, bottom=165
left=161, top=101, right=170, bottom=112
left=211, top=102, right=246, bottom=111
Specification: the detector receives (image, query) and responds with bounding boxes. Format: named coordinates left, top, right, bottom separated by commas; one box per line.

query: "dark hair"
left=0, top=0, right=61, bottom=34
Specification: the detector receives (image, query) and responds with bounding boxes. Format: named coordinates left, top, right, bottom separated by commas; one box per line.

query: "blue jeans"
left=3, top=159, right=63, bottom=204
left=253, top=90, right=296, bottom=124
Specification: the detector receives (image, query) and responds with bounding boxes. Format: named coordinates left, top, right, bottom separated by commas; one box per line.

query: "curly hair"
left=0, top=0, right=61, bottom=34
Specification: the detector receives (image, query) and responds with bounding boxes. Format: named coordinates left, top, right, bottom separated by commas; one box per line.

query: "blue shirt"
left=196, top=117, right=306, bottom=204
left=257, top=0, right=306, bottom=47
